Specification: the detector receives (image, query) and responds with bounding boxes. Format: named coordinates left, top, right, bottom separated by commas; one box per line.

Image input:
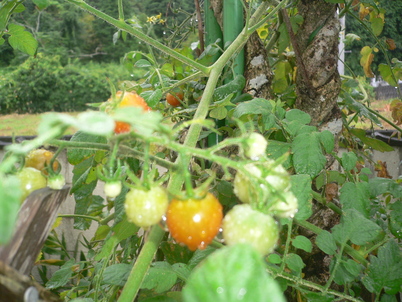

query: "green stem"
left=266, top=266, right=363, bottom=302
left=280, top=220, right=293, bottom=272
left=64, top=0, right=210, bottom=75
left=117, top=226, right=165, bottom=301
left=58, top=214, right=100, bottom=222
left=324, top=244, right=345, bottom=291
left=311, top=191, right=343, bottom=215
left=365, top=105, right=402, bottom=133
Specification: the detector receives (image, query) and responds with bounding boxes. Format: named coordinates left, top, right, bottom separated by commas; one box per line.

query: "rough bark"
left=295, top=0, right=342, bottom=129
left=209, top=0, right=273, bottom=99
left=244, top=32, right=273, bottom=99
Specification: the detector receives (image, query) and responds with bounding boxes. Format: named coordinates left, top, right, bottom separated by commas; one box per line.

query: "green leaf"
left=318, top=130, right=334, bottom=153
left=46, top=259, right=75, bottom=289
left=332, top=258, right=362, bottom=285
left=135, top=58, right=152, bottom=68
left=141, top=89, right=163, bottom=108
left=160, top=242, right=194, bottom=265
left=187, top=246, right=217, bottom=270
left=285, top=109, right=311, bottom=125
left=95, top=217, right=139, bottom=261
left=272, top=60, right=290, bottom=93
left=291, top=174, right=313, bottom=221
left=171, top=263, right=191, bottom=282
left=341, top=151, right=358, bottom=172
left=76, top=111, right=115, bottom=136
left=332, top=209, right=382, bottom=246
left=142, top=262, right=178, bottom=294
left=389, top=201, right=402, bottom=239
left=7, top=23, right=37, bottom=55
left=209, top=106, right=228, bottom=120
left=339, top=182, right=371, bottom=217
left=362, top=240, right=402, bottom=295
left=102, top=263, right=132, bottom=286
left=315, top=171, right=346, bottom=190
left=232, top=98, right=273, bottom=118
left=378, top=64, right=398, bottom=87
left=67, top=131, right=107, bottom=165
left=345, top=96, right=383, bottom=128
left=0, top=174, right=21, bottom=245
left=285, top=253, right=305, bottom=275
left=213, top=75, right=245, bottom=101
left=368, top=178, right=402, bottom=198
left=371, top=17, right=384, bottom=36
left=268, top=253, right=282, bottom=264
left=36, top=113, right=76, bottom=136
left=292, top=236, right=312, bottom=253
left=292, top=132, right=326, bottom=178
left=160, top=63, right=174, bottom=77
left=316, top=230, right=337, bottom=255
left=266, top=141, right=292, bottom=169
left=182, top=244, right=285, bottom=302
left=32, top=0, right=51, bottom=10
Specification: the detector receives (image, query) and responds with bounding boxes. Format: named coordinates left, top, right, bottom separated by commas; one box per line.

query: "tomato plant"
left=166, top=192, right=223, bottom=251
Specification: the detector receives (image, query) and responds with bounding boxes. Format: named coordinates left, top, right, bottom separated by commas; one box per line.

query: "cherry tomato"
left=166, top=92, right=184, bottom=107
left=166, top=192, right=223, bottom=251
left=25, top=149, right=59, bottom=174
left=17, top=167, right=47, bottom=202
left=125, top=186, right=169, bottom=228
left=111, top=91, right=151, bottom=134
left=222, top=204, right=279, bottom=255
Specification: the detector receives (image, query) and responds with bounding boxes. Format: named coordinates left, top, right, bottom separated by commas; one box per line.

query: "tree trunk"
left=295, top=0, right=342, bottom=130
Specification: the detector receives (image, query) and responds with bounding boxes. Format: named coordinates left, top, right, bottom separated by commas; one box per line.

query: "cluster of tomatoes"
left=17, top=149, right=65, bottom=202
left=122, top=131, right=298, bottom=255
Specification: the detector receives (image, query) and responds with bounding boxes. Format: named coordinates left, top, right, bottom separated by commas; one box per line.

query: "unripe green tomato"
left=17, top=167, right=47, bottom=202
left=47, top=174, right=66, bottom=190
left=104, top=181, right=122, bottom=199
left=244, top=132, right=268, bottom=160
left=233, top=161, right=290, bottom=204
left=124, top=186, right=168, bottom=228
left=268, top=191, right=298, bottom=218
left=222, top=204, right=279, bottom=255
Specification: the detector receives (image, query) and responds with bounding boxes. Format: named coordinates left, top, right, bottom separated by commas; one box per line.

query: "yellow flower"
left=159, top=19, right=166, bottom=24
left=146, top=16, right=154, bottom=23
left=156, top=13, right=162, bottom=19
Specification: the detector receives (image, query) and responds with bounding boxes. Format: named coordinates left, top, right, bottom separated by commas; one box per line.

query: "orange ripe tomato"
left=166, top=91, right=184, bottom=107
left=112, top=91, right=151, bottom=134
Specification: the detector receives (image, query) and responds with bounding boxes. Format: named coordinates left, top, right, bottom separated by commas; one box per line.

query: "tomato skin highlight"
left=166, top=193, right=223, bottom=251
left=166, top=92, right=183, bottom=107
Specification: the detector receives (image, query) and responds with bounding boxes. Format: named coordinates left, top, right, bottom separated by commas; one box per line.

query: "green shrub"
left=0, top=53, right=132, bottom=113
